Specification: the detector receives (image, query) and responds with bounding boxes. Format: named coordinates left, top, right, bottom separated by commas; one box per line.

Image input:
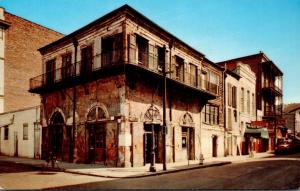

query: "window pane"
left=23, top=123, right=28, bottom=140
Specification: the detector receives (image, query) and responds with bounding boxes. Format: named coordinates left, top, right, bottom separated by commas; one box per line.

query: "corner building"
left=29, top=5, right=224, bottom=167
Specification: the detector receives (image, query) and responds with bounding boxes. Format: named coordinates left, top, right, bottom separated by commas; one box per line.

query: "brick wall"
left=4, top=12, right=63, bottom=112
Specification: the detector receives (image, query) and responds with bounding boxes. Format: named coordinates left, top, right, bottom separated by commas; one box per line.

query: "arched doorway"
left=49, top=111, right=64, bottom=159
left=86, top=105, right=108, bottom=164
left=143, top=105, right=162, bottom=165
left=180, top=112, right=195, bottom=160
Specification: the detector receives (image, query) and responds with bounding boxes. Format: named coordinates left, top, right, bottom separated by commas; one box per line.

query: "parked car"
left=275, top=139, right=296, bottom=154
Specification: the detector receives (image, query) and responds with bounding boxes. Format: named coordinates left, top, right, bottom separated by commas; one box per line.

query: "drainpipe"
left=71, top=38, right=78, bottom=162
left=223, top=65, right=227, bottom=157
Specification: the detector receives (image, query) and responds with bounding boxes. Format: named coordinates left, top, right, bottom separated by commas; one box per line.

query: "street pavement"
left=1, top=152, right=299, bottom=189
left=50, top=153, right=300, bottom=190
left=0, top=152, right=273, bottom=178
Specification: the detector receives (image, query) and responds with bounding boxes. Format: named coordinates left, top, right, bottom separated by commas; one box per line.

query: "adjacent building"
left=29, top=5, right=224, bottom=167
left=218, top=52, right=283, bottom=151
left=283, top=103, right=300, bottom=137
left=0, top=106, right=40, bottom=158
left=223, top=69, right=240, bottom=156
left=0, top=7, right=63, bottom=158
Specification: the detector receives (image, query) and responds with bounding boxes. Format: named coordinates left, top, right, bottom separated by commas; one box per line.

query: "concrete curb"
left=63, top=161, right=232, bottom=179
left=0, top=158, right=231, bottom=178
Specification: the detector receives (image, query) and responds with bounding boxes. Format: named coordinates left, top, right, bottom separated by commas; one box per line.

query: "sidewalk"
left=0, top=152, right=274, bottom=178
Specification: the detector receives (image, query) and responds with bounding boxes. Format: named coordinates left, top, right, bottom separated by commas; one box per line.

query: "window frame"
left=23, top=123, right=29, bottom=140
left=4, top=126, right=8, bottom=140
left=203, top=104, right=219, bottom=125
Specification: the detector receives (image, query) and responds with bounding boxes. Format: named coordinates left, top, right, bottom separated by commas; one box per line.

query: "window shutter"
left=228, top=83, right=232, bottom=106
left=197, top=68, right=201, bottom=88
left=153, top=46, right=158, bottom=71
left=148, top=44, right=155, bottom=70
left=94, top=37, right=101, bottom=69
left=232, top=86, right=237, bottom=108
left=184, top=62, right=189, bottom=84
left=128, top=34, right=136, bottom=64
left=165, top=49, right=170, bottom=75
left=171, top=55, right=176, bottom=79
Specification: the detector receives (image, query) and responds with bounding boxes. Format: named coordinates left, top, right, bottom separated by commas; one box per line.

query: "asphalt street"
left=0, top=153, right=300, bottom=189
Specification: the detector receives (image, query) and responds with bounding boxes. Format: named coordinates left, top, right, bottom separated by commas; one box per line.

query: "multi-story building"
left=218, top=52, right=283, bottom=151
left=283, top=103, right=300, bottom=138
left=0, top=7, right=63, bottom=113
left=29, top=5, right=224, bottom=167
left=223, top=69, right=240, bottom=156
left=0, top=7, right=63, bottom=158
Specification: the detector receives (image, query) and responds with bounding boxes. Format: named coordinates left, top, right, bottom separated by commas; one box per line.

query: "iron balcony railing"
left=264, top=104, right=283, bottom=117
left=30, top=49, right=219, bottom=96
left=262, top=82, right=282, bottom=94
left=132, top=51, right=219, bottom=95
left=30, top=50, right=123, bottom=90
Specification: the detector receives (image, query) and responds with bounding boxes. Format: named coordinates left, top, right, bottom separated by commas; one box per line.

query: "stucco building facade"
left=0, top=7, right=63, bottom=158
left=0, top=106, right=41, bottom=158
left=29, top=5, right=225, bottom=167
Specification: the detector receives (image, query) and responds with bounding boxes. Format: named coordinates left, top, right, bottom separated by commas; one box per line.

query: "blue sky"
left=1, top=0, right=299, bottom=103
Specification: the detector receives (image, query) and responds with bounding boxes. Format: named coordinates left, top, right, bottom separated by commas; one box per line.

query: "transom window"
left=87, top=106, right=107, bottom=122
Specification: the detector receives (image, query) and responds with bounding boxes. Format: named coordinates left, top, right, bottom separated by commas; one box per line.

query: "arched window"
left=87, top=106, right=107, bottom=122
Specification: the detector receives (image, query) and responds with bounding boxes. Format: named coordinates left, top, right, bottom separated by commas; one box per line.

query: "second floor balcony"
left=264, top=104, right=283, bottom=118
left=262, top=83, right=282, bottom=96
left=30, top=49, right=219, bottom=98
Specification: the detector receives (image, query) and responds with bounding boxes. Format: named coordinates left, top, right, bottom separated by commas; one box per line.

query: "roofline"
left=4, top=11, right=64, bottom=36
left=216, top=52, right=265, bottom=64
left=284, top=106, right=300, bottom=114
left=204, top=57, right=223, bottom=71
left=226, top=69, right=240, bottom=80
left=0, top=19, right=11, bottom=29
left=216, top=51, right=283, bottom=75
left=0, top=105, right=40, bottom=116
left=38, top=4, right=206, bottom=59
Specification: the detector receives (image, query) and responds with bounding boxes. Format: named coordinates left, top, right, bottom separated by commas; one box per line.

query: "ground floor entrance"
left=181, top=126, right=195, bottom=160
left=144, top=124, right=161, bottom=165
left=87, top=123, right=106, bottom=164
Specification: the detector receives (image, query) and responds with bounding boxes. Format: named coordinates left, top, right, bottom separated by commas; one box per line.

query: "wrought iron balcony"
left=29, top=51, right=123, bottom=93
left=264, top=104, right=283, bottom=117
left=30, top=49, right=219, bottom=97
left=262, top=83, right=282, bottom=95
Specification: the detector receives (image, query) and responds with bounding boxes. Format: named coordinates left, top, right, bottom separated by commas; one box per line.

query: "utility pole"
left=71, top=38, right=78, bottom=162
left=162, top=44, right=168, bottom=171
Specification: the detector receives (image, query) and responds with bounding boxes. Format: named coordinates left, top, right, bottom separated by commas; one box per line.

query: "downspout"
left=223, top=65, right=227, bottom=157
left=71, top=38, right=78, bottom=162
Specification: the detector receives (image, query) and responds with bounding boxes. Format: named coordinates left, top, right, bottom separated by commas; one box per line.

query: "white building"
left=0, top=106, right=41, bottom=158
left=224, top=69, right=240, bottom=156
left=235, top=63, right=262, bottom=154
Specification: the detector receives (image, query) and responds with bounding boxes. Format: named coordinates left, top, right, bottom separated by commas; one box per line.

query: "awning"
left=245, top=126, right=269, bottom=139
